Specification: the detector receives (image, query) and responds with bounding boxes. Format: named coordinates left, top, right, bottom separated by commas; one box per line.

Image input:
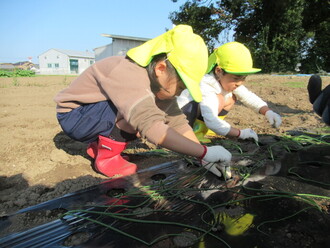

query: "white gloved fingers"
left=201, top=161, right=222, bottom=177
left=217, top=162, right=232, bottom=178
left=201, top=160, right=233, bottom=178
left=239, top=128, right=259, bottom=142
left=265, top=110, right=282, bottom=128
left=203, top=146, right=232, bottom=163
left=273, top=113, right=282, bottom=127
left=265, top=110, right=275, bottom=126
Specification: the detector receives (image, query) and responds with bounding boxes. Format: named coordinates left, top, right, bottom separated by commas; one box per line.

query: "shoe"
left=307, top=75, right=322, bottom=104
left=92, top=135, right=137, bottom=177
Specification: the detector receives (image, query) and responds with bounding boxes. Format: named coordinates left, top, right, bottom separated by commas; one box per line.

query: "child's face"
left=215, top=67, right=247, bottom=92
left=156, top=76, right=185, bottom=100
left=155, top=61, right=186, bottom=100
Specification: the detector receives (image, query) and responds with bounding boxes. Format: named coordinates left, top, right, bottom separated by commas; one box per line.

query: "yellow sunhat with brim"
left=126, top=24, right=208, bottom=102
left=207, top=41, right=261, bottom=75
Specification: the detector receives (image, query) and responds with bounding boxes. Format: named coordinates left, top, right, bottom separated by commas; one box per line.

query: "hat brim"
left=223, top=68, right=261, bottom=75
left=206, top=52, right=217, bottom=74
left=176, top=70, right=202, bottom=103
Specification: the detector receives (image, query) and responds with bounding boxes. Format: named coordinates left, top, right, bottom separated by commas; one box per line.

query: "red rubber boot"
left=87, top=140, right=130, bottom=161
left=93, top=135, right=137, bottom=177
left=87, top=141, right=98, bottom=158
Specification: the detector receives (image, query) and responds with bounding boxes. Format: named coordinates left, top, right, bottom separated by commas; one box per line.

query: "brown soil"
left=0, top=74, right=329, bottom=247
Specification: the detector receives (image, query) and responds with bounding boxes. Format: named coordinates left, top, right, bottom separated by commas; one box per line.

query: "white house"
left=94, top=34, right=150, bottom=61
left=38, top=49, right=95, bottom=75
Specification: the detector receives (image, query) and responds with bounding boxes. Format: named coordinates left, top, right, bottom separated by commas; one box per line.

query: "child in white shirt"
left=177, top=42, right=282, bottom=143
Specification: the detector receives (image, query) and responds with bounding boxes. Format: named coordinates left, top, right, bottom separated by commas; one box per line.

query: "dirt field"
left=0, top=74, right=329, bottom=247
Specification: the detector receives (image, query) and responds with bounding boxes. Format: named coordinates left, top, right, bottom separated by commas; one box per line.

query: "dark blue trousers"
left=313, top=85, right=330, bottom=125
left=57, top=101, right=118, bottom=143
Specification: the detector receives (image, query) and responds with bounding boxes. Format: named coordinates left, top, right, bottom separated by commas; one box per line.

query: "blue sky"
left=0, top=0, right=184, bottom=64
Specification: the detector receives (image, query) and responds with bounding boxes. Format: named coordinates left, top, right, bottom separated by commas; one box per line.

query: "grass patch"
left=246, top=81, right=262, bottom=86
left=282, top=81, right=305, bottom=88
left=12, top=77, right=20, bottom=86
left=34, top=74, right=76, bottom=77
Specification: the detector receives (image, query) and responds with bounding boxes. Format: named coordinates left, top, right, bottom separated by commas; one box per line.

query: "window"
left=55, top=63, right=59, bottom=68
left=70, top=59, right=79, bottom=73
left=47, top=63, right=52, bottom=68
left=90, top=60, right=94, bottom=65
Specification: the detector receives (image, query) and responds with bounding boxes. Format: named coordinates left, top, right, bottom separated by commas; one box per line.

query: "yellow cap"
left=207, top=41, right=261, bottom=75
left=127, top=25, right=208, bottom=102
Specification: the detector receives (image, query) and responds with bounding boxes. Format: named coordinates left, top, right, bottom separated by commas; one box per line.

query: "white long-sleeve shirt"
left=177, top=73, right=267, bottom=135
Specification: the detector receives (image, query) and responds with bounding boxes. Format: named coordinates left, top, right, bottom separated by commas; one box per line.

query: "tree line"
left=170, top=0, right=329, bottom=74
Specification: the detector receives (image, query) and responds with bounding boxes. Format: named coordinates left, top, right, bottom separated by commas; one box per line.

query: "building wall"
left=39, top=49, right=70, bottom=75
left=94, top=39, right=146, bottom=61
left=38, top=49, right=94, bottom=75
left=77, top=57, right=94, bottom=74
left=112, top=39, right=144, bottom=56
left=94, top=44, right=113, bottom=61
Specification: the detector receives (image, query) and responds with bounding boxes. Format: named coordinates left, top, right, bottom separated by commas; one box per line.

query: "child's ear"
left=215, top=66, right=223, bottom=74
left=155, top=61, right=167, bottom=77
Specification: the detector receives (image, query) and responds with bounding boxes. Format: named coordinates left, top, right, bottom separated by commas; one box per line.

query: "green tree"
left=300, top=0, right=330, bottom=73
left=218, top=0, right=306, bottom=73
left=169, top=0, right=230, bottom=51
left=170, top=0, right=328, bottom=73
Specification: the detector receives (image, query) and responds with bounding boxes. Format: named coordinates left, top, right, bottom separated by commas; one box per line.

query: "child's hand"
left=202, top=145, right=232, bottom=163
left=199, top=145, right=232, bottom=178
left=201, top=160, right=232, bottom=178
left=238, top=128, right=258, bottom=142
left=265, top=110, right=282, bottom=128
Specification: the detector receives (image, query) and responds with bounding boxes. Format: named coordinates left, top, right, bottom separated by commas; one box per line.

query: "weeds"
left=62, top=75, right=68, bottom=85
left=12, top=77, right=19, bottom=86
left=282, top=81, right=305, bottom=88
left=0, top=69, right=35, bottom=77
left=37, top=133, right=330, bottom=246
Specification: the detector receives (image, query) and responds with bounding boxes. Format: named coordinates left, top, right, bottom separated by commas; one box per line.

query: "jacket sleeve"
left=156, top=97, right=189, bottom=130
left=233, top=85, right=267, bottom=113
left=94, top=58, right=171, bottom=145
left=129, top=92, right=189, bottom=145
left=199, top=76, right=231, bottom=136
left=176, top=89, right=194, bottom=108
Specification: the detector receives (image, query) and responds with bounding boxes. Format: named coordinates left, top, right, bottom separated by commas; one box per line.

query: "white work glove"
left=201, top=160, right=232, bottom=178
left=200, top=146, right=232, bottom=178
left=238, top=128, right=259, bottom=142
left=202, top=145, right=232, bottom=163
left=265, top=110, right=282, bottom=128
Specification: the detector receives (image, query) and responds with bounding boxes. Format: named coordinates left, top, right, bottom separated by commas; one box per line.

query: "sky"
left=0, top=0, right=186, bottom=64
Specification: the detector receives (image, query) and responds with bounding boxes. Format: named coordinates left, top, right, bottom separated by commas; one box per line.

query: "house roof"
left=13, top=61, right=32, bottom=66
left=40, top=49, right=95, bottom=58
left=0, top=63, right=15, bottom=69
left=55, top=49, right=95, bottom=58
left=101, top=33, right=150, bottom=42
